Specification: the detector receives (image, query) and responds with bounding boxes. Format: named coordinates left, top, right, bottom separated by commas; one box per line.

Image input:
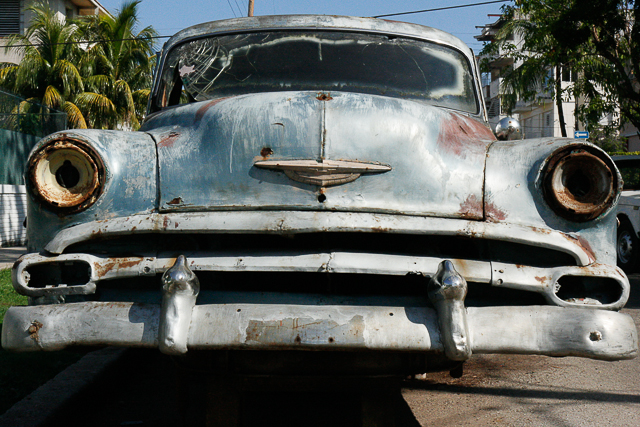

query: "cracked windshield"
left=160, top=31, right=478, bottom=113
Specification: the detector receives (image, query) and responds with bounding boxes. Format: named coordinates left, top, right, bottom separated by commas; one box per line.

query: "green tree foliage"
left=548, top=0, right=640, bottom=135
left=74, top=0, right=157, bottom=129
left=480, top=5, right=580, bottom=137
left=481, top=0, right=639, bottom=143
left=0, top=0, right=156, bottom=130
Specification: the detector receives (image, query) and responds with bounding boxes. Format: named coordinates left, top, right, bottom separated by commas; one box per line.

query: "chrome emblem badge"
left=254, top=159, right=391, bottom=186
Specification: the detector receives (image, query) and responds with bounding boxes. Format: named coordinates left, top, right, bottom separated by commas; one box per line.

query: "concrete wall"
left=0, top=184, right=26, bottom=247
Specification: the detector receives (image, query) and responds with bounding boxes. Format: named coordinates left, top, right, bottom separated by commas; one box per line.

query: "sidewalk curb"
left=0, top=347, right=127, bottom=427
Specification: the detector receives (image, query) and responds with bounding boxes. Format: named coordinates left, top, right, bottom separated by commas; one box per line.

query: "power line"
left=232, top=0, right=244, bottom=17
left=372, top=0, right=512, bottom=19
left=226, top=0, right=237, bottom=18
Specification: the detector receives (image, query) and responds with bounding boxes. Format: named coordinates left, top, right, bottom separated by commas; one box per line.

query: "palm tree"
left=75, top=0, right=157, bottom=129
left=0, top=1, right=88, bottom=128
left=0, top=0, right=157, bottom=131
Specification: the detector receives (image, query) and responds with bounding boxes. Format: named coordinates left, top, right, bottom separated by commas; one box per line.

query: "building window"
left=0, top=0, right=21, bottom=36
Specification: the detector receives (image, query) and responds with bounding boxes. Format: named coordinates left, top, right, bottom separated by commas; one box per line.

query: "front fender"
left=26, top=130, right=158, bottom=252
left=485, top=138, right=620, bottom=265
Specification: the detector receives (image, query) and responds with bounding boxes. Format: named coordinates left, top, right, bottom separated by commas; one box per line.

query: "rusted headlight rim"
left=28, top=137, right=105, bottom=214
left=542, top=144, right=620, bottom=222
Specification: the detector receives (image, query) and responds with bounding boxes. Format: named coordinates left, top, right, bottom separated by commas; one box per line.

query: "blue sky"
left=95, top=0, right=510, bottom=53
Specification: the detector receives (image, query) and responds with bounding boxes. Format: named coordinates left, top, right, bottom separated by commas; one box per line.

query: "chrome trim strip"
left=44, top=212, right=595, bottom=264
left=13, top=252, right=629, bottom=310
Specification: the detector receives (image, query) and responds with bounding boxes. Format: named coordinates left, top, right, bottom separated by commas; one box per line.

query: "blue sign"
left=574, top=131, right=589, bottom=139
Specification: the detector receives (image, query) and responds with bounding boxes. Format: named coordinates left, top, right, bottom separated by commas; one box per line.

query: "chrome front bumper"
left=2, top=299, right=638, bottom=360
left=3, top=257, right=638, bottom=360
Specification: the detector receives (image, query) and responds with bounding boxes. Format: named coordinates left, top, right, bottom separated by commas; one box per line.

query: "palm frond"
left=75, top=92, right=116, bottom=128
left=42, top=85, right=62, bottom=109
left=84, top=74, right=113, bottom=94
left=52, top=59, right=84, bottom=96
left=0, top=64, right=19, bottom=92
left=14, top=54, right=48, bottom=96
left=61, top=100, right=88, bottom=129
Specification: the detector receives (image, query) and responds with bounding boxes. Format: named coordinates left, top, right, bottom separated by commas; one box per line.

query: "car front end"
left=2, top=16, right=637, bottom=374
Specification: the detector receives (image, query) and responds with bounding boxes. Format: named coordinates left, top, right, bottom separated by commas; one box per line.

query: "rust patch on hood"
left=460, top=195, right=507, bottom=221
left=485, top=199, right=507, bottom=222
left=459, top=194, right=483, bottom=219
left=194, top=97, right=232, bottom=124
left=158, top=132, right=180, bottom=148
left=437, top=113, right=496, bottom=157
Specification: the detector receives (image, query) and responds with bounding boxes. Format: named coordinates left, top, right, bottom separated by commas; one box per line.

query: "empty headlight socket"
left=28, top=137, right=105, bottom=214
left=542, top=144, right=619, bottom=222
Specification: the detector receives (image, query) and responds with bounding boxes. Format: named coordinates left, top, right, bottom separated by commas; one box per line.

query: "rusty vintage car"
left=2, top=15, right=637, bottom=375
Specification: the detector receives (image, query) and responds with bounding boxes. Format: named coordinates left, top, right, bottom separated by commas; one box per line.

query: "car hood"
left=142, top=91, right=496, bottom=219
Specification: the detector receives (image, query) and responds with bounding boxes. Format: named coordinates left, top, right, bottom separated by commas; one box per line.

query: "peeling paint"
left=437, top=113, right=495, bottom=157
left=157, top=132, right=181, bottom=148
left=485, top=199, right=507, bottom=222
left=564, top=234, right=596, bottom=264
left=316, top=92, right=333, bottom=101
left=459, top=194, right=483, bottom=219
left=28, top=321, right=43, bottom=341
left=94, top=257, right=144, bottom=277
left=245, top=316, right=364, bottom=345
left=194, top=97, right=232, bottom=124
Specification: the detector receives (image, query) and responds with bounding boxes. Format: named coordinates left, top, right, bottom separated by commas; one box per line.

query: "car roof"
left=151, top=15, right=485, bottom=119
left=161, top=15, right=473, bottom=62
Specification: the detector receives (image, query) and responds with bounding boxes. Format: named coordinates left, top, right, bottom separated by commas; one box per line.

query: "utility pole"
left=248, top=0, right=254, bottom=17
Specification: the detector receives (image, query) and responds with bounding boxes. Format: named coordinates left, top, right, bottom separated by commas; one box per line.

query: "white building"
left=0, top=0, right=109, bottom=65
left=475, top=15, right=581, bottom=140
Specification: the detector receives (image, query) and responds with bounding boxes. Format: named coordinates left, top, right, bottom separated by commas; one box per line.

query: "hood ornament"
left=254, top=159, right=391, bottom=187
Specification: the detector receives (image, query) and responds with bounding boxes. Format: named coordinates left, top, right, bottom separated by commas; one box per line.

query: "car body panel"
left=145, top=91, right=492, bottom=218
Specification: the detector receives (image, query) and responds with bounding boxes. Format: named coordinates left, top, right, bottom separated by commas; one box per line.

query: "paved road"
left=0, top=246, right=25, bottom=269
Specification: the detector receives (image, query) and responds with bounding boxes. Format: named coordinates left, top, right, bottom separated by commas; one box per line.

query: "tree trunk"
left=555, top=65, right=567, bottom=137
